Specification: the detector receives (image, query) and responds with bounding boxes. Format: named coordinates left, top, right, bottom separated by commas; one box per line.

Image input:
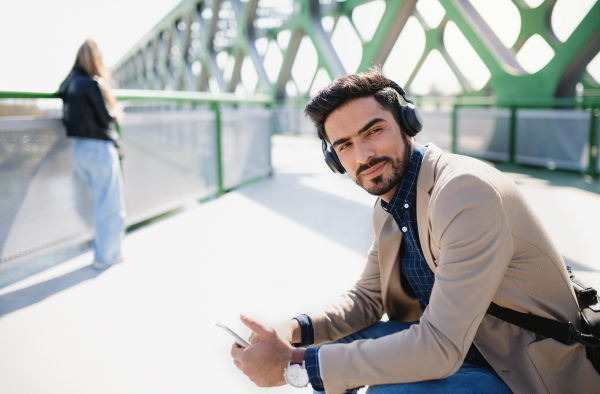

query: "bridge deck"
left=1, top=135, right=599, bottom=393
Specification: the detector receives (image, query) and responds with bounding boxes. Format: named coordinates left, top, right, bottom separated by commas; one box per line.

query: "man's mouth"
left=358, top=161, right=387, bottom=179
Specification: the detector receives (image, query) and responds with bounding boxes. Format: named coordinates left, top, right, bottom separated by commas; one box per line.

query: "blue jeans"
left=314, top=321, right=511, bottom=394
left=72, top=138, right=126, bottom=264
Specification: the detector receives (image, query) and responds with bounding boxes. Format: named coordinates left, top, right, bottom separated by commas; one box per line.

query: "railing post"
left=114, top=120, right=125, bottom=171
left=509, top=106, right=517, bottom=165
left=451, top=104, right=458, bottom=154
left=588, top=108, right=599, bottom=178
left=212, top=102, right=225, bottom=195
left=265, top=102, right=274, bottom=176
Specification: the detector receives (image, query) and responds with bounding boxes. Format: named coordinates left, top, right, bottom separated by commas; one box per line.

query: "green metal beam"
left=274, top=26, right=305, bottom=99
left=306, top=0, right=347, bottom=79
left=108, top=0, right=599, bottom=104
left=551, top=1, right=600, bottom=98
left=358, top=0, right=417, bottom=72
left=512, top=1, right=555, bottom=51
left=439, top=0, right=524, bottom=78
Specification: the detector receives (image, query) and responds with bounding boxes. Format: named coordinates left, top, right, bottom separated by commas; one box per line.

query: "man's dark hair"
left=304, top=66, right=403, bottom=142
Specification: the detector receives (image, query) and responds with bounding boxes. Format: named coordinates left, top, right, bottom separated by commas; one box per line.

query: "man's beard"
left=354, top=141, right=412, bottom=197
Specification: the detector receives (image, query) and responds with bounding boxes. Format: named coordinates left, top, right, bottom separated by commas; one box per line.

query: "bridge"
left=1, top=134, right=599, bottom=393
left=1, top=1, right=600, bottom=392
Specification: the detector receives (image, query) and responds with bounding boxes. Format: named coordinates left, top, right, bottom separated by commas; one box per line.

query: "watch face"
left=285, top=364, right=309, bottom=388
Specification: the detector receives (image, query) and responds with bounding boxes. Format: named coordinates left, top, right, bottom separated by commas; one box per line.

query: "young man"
left=230, top=68, right=599, bottom=393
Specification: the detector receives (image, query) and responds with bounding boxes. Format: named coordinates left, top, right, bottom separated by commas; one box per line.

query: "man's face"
left=324, top=96, right=413, bottom=202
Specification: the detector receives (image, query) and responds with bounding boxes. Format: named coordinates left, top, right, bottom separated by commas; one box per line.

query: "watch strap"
left=290, top=347, right=306, bottom=366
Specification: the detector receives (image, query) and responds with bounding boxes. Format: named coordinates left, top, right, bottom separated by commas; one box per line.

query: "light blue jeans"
left=72, top=138, right=126, bottom=264
left=314, top=321, right=511, bottom=394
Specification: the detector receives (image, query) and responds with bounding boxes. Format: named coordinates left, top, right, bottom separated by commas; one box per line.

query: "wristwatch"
left=284, top=347, right=309, bottom=388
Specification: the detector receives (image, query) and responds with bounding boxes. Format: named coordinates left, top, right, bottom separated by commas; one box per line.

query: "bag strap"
left=487, top=302, right=575, bottom=345
left=487, top=267, right=600, bottom=349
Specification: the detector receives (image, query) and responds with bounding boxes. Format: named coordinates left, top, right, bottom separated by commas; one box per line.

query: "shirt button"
left=402, top=227, right=408, bottom=232
left=404, top=204, right=409, bottom=208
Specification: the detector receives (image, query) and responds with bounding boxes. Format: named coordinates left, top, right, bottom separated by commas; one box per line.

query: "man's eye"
left=369, top=128, right=381, bottom=135
left=339, top=142, right=351, bottom=152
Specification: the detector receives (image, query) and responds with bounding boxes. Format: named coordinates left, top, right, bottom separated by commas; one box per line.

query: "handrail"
left=4, top=89, right=600, bottom=108
left=114, top=89, right=272, bottom=105
left=0, top=89, right=273, bottom=105
left=415, top=95, right=600, bottom=108
left=0, top=91, right=59, bottom=99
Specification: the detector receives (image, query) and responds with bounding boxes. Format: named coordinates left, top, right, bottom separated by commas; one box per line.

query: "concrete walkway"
left=1, top=135, right=599, bottom=394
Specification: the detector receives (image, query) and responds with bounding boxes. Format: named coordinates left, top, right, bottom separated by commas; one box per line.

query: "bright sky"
left=0, top=0, right=182, bottom=92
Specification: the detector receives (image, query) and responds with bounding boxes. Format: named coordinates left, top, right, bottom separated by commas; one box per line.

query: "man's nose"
left=355, top=141, right=375, bottom=165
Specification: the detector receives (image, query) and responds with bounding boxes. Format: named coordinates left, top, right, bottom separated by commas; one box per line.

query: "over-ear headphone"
left=321, top=137, right=345, bottom=173
left=389, top=82, right=424, bottom=138
left=319, top=82, right=424, bottom=174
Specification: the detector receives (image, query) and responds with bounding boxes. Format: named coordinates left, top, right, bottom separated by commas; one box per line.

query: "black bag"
left=487, top=267, right=600, bottom=373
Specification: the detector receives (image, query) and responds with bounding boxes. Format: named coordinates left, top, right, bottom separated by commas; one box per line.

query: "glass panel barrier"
left=456, top=107, right=511, bottom=161
left=516, top=109, right=591, bottom=171
left=0, top=118, right=94, bottom=270
left=271, top=104, right=316, bottom=135
left=221, top=107, right=272, bottom=190
left=119, top=109, right=219, bottom=224
left=596, top=112, right=600, bottom=174
left=417, top=110, right=452, bottom=151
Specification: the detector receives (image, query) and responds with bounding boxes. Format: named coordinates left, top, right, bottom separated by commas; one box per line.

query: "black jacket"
left=58, top=66, right=118, bottom=142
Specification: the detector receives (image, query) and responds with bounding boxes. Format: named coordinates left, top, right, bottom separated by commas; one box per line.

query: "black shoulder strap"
left=488, top=267, right=600, bottom=349
left=487, top=302, right=574, bottom=344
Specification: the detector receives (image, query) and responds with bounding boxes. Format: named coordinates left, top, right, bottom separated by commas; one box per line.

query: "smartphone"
left=216, top=323, right=251, bottom=348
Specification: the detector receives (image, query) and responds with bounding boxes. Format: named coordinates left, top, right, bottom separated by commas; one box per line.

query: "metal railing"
left=0, top=89, right=272, bottom=271
left=414, top=96, right=600, bottom=178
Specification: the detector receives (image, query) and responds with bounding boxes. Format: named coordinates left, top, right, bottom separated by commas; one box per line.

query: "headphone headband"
left=389, top=81, right=414, bottom=105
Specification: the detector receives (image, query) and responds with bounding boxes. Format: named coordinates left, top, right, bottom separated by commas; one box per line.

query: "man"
left=230, top=68, right=599, bottom=393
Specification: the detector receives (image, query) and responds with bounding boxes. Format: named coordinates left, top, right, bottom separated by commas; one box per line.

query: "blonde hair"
left=72, top=38, right=117, bottom=109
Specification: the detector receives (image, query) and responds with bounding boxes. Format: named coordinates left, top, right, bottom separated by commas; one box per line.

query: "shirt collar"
left=381, top=142, right=427, bottom=213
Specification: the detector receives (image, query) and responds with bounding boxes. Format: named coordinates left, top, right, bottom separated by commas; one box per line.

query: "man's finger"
left=231, top=343, right=244, bottom=361
left=240, top=314, right=275, bottom=341
left=249, top=332, right=261, bottom=345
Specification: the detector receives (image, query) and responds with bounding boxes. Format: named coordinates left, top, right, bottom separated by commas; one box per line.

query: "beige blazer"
left=306, top=144, right=600, bottom=393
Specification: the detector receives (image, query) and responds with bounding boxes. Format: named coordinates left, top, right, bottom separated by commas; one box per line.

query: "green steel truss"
left=111, top=0, right=600, bottom=103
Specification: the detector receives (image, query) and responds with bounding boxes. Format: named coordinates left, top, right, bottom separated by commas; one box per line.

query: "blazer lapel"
left=416, top=144, right=443, bottom=272
left=373, top=201, right=403, bottom=287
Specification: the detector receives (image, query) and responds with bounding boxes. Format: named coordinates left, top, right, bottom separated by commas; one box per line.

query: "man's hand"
left=231, top=314, right=295, bottom=387
left=249, top=318, right=300, bottom=346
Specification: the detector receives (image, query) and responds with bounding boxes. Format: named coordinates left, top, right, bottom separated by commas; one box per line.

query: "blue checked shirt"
left=381, top=143, right=433, bottom=305
left=295, top=143, right=487, bottom=391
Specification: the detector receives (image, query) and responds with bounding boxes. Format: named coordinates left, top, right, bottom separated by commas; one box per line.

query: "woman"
left=58, top=38, right=126, bottom=270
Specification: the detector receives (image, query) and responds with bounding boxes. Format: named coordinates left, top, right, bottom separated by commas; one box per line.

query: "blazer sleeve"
left=317, top=171, right=515, bottom=394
